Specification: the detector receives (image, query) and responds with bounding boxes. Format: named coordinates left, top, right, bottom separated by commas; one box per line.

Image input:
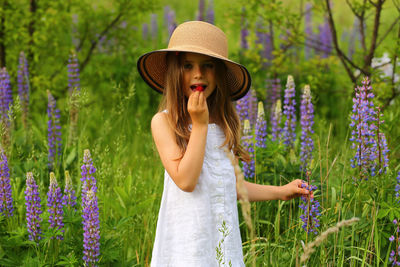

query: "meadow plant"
left=349, top=77, right=388, bottom=179
left=300, top=217, right=360, bottom=263
left=318, top=18, right=332, bottom=58
left=206, top=0, right=214, bottom=24
left=0, top=150, right=13, bottom=217
left=395, top=172, right=400, bottom=201
left=255, top=102, right=267, bottom=148
left=62, top=171, right=77, bottom=210
left=47, top=90, right=62, bottom=170
left=47, top=172, right=64, bottom=240
left=151, top=14, right=158, bottom=40
left=197, top=0, right=205, bottom=21
left=241, top=120, right=255, bottom=179
left=81, top=149, right=97, bottom=208
left=240, top=8, right=249, bottom=50
left=271, top=99, right=282, bottom=142
left=164, top=6, right=176, bottom=38
left=25, top=172, right=42, bottom=243
left=142, top=23, right=149, bottom=40
left=304, top=2, right=313, bottom=59
left=82, top=189, right=100, bottom=266
left=389, top=219, right=400, bottom=266
left=67, top=52, right=80, bottom=94
left=17, top=51, right=30, bottom=129
left=300, top=85, right=314, bottom=171
left=299, top=171, right=320, bottom=235
left=282, top=75, right=296, bottom=148
left=266, top=78, right=281, bottom=113
left=236, top=90, right=249, bottom=125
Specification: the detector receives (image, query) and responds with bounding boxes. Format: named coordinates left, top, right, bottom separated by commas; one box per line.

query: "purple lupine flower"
left=206, top=0, right=214, bottom=24
left=0, top=67, right=13, bottom=124
left=389, top=219, right=400, bottom=265
left=82, top=189, right=100, bottom=265
left=47, top=90, right=62, bottom=170
left=81, top=149, right=97, bottom=208
left=0, top=150, right=13, bottom=217
left=318, top=17, right=332, bottom=58
left=25, top=172, right=42, bottom=243
left=164, top=6, right=176, bottom=38
left=142, top=23, right=149, bottom=40
left=236, top=88, right=257, bottom=128
left=197, top=0, right=205, bottom=21
left=300, top=85, right=314, bottom=171
left=282, top=75, right=296, bottom=148
left=151, top=14, right=158, bottom=40
left=349, top=77, right=378, bottom=180
left=255, top=102, right=267, bottom=148
left=395, top=172, right=400, bottom=202
left=348, top=18, right=359, bottom=60
left=271, top=99, right=282, bottom=142
left=62, top=171, right=77, bottom=210
left=304, top=2, right=313, bottom=59
left=240, top=8, right=249, bottom=50
left=47, top=172, right=64, bottom=240
left=67, top=53, right=80, bottom=94
left=241, top=120, right=255, bottom=179
left=299, top=171, right=320, bottom=235
left=17, top=51, right=30, bottom=128
left=265, top=78, right=281, bottom=113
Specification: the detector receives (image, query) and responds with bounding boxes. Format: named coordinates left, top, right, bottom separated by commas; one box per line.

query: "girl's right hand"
left=187, top=91, right=209, bottom=126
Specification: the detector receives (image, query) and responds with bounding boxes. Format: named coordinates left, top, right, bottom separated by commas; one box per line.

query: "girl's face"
left=182, top=52, right=217, bottom=99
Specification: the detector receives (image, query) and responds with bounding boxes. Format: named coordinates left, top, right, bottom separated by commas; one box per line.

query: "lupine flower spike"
left=25, top=172, right=42, bottom=243
left=17, top=51, right=30, bottom=129
left=0, top=150, right=13, bottom=217
left=271, top=99, right=282, bottom=142
left=300, top=85, right=315, bottom=171
left=282, top=75, right=296, bottom=148
left=389, top=219, right=400, bottom=265
left=241, top=120, right=255, bottom=179
left=82, top=189, right=100, bottom=265
left=47, top=90, right=62, bottom=170
left=395, top=172, right=400, bottom=202
left=62, top=171, right=77, bottom=210
left=255, top=102, right=267, bottom=148
left=47, top=172, right=64, bottom=239
left=0, top=68, right=12, bottom=149
left=349, top=77, right=378, bottom=180
left=81, top=149, right=97, bottom=208
left=299, top=171, right=320, bottom=235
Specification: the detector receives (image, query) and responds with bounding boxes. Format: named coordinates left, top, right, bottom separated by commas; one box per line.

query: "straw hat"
left=137, top=21, right=251, bottom=101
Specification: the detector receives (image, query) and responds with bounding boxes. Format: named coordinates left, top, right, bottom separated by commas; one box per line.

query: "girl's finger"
left=198, top=91, right=204, bottom=107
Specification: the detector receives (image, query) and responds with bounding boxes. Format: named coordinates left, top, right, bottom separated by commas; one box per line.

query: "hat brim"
left=137, top=47, right=251, bottom=101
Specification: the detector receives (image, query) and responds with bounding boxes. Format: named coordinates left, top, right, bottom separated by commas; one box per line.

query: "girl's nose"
left=193, top=64, right=203, bottom=79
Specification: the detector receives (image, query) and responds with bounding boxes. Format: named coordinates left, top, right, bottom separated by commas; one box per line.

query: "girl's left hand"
left=280, top=179, right=313, bottom=201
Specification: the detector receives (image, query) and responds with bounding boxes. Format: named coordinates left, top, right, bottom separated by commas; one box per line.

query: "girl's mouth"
left=190, top=85, right=207, bottom=92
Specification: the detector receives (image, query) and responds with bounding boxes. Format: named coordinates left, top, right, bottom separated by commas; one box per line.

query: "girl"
left=137, top=21, right=310, bottom=267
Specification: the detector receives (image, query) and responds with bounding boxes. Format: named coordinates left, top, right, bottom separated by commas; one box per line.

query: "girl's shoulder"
left=151, top=111, right=168, bottom=128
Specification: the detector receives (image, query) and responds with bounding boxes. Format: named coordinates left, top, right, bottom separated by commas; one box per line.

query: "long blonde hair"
left=158, top=52, right=250, bottom=162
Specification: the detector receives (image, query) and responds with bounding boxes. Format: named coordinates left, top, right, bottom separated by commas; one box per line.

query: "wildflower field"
left=0, top=0, right=399, bottom=266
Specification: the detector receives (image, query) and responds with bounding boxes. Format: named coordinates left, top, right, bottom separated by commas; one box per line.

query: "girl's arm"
left=240, top=179, right=310, bottom=202
left=151, top=91, right=209, bottom=192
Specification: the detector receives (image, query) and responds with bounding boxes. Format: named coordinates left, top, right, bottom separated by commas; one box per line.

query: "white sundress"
left=151, top=123, right=245, bottom=267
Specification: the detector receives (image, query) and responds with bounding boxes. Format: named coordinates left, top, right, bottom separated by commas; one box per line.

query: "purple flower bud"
left=0, top=67, right=13, bottom=126
left=0, top=150, right=13, bottom=217
left=62, top=171, right=77, bottom=210
left=300, top=85, right=314, bottom=171
left=206, top=0, right=215, bottom=24
left=25, top=172, right=42, bottom=243
left=282, top=75, right=296, bottom=148
left=255, top=102, right=267, bottom=148
left=271, top=99, right=282, bottom=142
left=47, top=172, right=64, bottom=239
left=81, top=149, right=97, bottom=208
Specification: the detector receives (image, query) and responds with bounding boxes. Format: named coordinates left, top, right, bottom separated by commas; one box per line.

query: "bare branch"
left=376, top=16, right=400, bottom=48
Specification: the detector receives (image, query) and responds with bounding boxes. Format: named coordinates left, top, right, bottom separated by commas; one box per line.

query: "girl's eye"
left=203, top=63, right=214, bottom=69
left=183, top=63, right=192, bottom=70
